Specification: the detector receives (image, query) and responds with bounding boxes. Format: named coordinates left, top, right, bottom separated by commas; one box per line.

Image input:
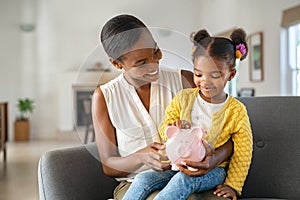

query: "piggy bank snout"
left=176, top=145, right=191, bottom=158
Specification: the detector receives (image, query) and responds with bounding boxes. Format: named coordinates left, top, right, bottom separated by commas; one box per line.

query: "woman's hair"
left=100, top=14, right=148, bottom=61
left=191, top=28, right=248, bottom=69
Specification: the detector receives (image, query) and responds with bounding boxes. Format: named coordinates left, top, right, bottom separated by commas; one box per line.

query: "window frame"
left=281, top=23, right=300, bottom=96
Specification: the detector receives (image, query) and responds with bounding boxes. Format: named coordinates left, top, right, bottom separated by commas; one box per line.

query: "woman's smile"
left=145, top=68, right=159, bottom=77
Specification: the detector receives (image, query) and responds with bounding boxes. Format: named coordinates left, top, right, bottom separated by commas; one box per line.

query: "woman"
left=92, top=14, right=232, bottom=199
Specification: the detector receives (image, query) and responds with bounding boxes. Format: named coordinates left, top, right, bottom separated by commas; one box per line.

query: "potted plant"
left=14, top=98, right=35, bottom=141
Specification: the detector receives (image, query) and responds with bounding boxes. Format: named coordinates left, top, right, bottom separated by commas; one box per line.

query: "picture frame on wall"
left=249, top=32, right=263, bottom=82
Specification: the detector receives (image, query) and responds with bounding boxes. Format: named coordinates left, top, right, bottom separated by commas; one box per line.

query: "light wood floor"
left=0, top=131, right=86, bottom=200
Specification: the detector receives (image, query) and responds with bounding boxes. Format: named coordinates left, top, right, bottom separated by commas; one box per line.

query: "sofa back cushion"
left=238, top=97, right=300, bottom=199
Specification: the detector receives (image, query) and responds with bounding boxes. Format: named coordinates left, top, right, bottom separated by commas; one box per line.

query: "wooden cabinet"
left=0, top=102, right=8, bottom=162
left=14, top=120, right=29, bottom=141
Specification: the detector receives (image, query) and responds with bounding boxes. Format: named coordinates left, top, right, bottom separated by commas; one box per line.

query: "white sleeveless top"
left=100, top=68, right=183, bottom=177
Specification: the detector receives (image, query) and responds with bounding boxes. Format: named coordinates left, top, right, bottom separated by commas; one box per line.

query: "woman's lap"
left=113, top=181, right=229, bottom=200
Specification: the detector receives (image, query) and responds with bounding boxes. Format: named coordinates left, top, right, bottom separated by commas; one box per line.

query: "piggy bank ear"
left=192, top=127, right=204, bottom=140
left=165, top=126, right=180, bottom=139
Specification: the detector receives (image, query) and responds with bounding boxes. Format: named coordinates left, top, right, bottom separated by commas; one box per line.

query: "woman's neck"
left=136, top=84, right=151, bottom=111
left=124, top=73, right=150, bottom=90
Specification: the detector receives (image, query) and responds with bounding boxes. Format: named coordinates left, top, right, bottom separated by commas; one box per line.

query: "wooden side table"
left=0, top=102, right=8, bottom=163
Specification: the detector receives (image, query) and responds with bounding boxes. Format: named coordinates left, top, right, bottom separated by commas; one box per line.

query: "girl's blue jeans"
left=122, top=166, right=226, bottom=200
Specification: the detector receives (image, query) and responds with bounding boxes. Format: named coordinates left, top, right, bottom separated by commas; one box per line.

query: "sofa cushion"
left=238, top=97, right=300, bottom=200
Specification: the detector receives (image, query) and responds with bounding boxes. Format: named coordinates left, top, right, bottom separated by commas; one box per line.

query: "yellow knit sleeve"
left=223, top=103, right=253, bottom=196
left=158, top=93, right=181, bottom=142
left=158, top=88, right=198, bottom=142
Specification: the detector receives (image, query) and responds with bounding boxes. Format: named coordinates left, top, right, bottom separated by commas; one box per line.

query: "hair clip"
left=235, top=43, right=247, bottom=59
left=191, top=45, right=197, bottom=55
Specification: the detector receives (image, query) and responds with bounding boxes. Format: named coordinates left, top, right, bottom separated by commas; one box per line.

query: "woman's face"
left=193, top=56, right=236, bottom=103
left=111, top=30, right=162, bottom=88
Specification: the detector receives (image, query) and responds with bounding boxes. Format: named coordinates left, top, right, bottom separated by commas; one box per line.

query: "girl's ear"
left=166, top=126, right=179, bottom=139
left=109, top=58, right=123, bottom=70
left=228, top=68, right=237, bottom=81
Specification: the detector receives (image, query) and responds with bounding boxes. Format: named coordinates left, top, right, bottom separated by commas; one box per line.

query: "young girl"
left=123, top=28, right=253, bottom=200
left=92, top=15, right=234, bottom=200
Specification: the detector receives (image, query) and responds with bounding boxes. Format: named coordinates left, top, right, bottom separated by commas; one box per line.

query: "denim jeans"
left=122, top=167, right=226, bottom=200
left=122, top=169, right=177, bottom=200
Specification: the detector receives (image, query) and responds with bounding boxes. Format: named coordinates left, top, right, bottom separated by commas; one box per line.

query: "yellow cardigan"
left=158, top=88, right=253, bottom=195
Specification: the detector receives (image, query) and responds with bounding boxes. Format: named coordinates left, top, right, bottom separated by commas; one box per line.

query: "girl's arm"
left=223, top=106, right=253, bottom=195
left=92, top=88, right=170, bottom=178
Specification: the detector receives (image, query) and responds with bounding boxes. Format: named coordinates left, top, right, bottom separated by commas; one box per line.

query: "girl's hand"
left=214, top=184, right=237, bottom=200
left=168, top=120, right=191, bottom=129
left=137, top=142, right=170, bottom=171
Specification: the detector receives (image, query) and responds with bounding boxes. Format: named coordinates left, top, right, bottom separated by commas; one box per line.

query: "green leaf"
left=16, top=98, right=35, bottom=120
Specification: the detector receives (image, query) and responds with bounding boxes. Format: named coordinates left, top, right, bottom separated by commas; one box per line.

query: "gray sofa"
left=38, top=97, right=300, bottom=200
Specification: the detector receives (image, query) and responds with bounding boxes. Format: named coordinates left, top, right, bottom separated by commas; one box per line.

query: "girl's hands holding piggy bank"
left=165, top=120, right=216, bottom=176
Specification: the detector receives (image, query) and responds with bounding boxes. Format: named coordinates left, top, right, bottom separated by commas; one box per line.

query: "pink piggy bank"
left=165, top=126, right=206, bottom=171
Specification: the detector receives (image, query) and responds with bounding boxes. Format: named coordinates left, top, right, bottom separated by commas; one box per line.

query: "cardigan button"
left=256, top=140, right=265, bottom=148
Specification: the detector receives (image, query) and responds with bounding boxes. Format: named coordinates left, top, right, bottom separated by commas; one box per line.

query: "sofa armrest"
left=38, top=142, right=118, bottom=200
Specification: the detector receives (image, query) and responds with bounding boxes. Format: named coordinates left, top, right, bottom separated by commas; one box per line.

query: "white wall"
left=0, top=0, right=22, bottom=141
left=198, top=0, right=300, bottom=96
left=0, top=0, right=202, bottom=140
left=1, top=0, right=300, bottom=140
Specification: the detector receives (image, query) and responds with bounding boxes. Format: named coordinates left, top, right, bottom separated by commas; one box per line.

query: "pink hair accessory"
left=235, top=44, right=247, bottom=56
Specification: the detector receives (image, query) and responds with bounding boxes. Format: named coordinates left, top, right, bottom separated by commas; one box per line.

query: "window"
left=281, top=4, right=300, bottom=96
left=225, top=64, right=238, bottom=97
left=289, top=24, right=300, bottom=95
left=282, top=24, right=300, bottom=96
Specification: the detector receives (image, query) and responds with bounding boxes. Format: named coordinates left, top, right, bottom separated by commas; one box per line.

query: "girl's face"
left=110, top=30, right=162, bottom=88
left=193, top=56, right=236, bottom=103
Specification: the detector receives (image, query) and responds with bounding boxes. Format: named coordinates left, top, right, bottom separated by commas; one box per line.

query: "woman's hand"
left=176, top=140, right=217, bottom=176
left=214, top=184, right=237, bottom=200
left=177, top=139, right=233, bottom=176
left=136, top=142, right=171, bottom=171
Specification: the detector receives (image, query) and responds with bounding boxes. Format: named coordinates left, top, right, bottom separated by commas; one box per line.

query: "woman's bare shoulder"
left=181, top=69, right=195, bottom=88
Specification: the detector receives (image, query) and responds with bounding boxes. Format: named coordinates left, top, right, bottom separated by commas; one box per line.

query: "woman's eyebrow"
left=194, top=68, right=201, bottom=72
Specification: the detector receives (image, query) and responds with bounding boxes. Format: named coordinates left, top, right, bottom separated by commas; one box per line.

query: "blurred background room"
left=1, top=0, right=300, bottom=199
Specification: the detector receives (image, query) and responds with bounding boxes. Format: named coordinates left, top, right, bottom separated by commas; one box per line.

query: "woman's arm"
left=181, top=69, right=196, bottom=89
left=178, top=139, right=233, bottom=176
left=92, top=88, right=170, bottom=178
